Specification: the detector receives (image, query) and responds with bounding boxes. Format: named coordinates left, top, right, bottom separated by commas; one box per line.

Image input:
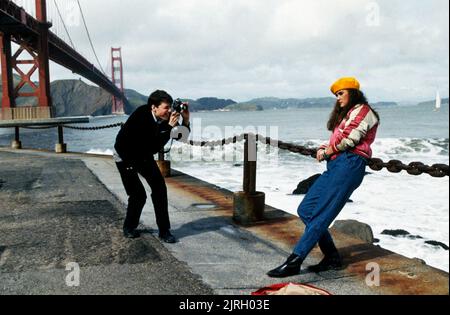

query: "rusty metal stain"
left=376, top=269, right=448, bottom=295
left=246, top=218, right=303, bottom=247
left=167, top=174, right=305, bottom=247
left=398, top=271, right=418, bottom=279
left=166, top=176, right=233, bottom=212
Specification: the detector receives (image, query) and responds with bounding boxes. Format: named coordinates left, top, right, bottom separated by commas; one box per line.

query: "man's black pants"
left=116, top=159, right=170, bottom=232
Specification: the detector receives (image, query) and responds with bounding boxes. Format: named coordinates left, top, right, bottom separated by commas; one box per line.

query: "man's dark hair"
left=147, top=90, right=173, bottom=107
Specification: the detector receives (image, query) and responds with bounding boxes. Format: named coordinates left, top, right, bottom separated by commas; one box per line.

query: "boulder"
left=381, top=229, right=410, bottom=237
left=332, top=220, right=375, bottom=243
left=381, top=229, right=425, bottom=240
left=292, top=174, right=321, bottom=195
left=425, top=241, right=449, bottom=251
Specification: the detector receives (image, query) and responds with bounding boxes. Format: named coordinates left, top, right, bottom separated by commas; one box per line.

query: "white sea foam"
left=86, top=149, right=114, bottom=156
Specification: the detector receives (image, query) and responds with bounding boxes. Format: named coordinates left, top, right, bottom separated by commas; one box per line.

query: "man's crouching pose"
left=114, top=90, right=190, bottom=242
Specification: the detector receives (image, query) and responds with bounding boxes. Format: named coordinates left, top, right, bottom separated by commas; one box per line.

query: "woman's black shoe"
left=307, top=254, right=343, bottom=273
left=267, top=254, right=303, bottom=278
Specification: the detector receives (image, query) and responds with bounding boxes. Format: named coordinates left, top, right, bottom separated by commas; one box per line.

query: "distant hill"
left=0, top=76, right=142, bottom=116
left=236, top=97, right=399, bottom=110
left=418, top=98, right=449, bottom=108
left=371, top=102, right=398, bottom=108
left=124, top=88, right=148, bottom=108
left=50, top=80, right=146, bottom=116
left=1, top=75, right=405, bottom=116
left=194, top=97, right=236, bottom=111
left=236, top=97, right=336, bottom=110
left=224, top=103, right=263, bottom=111
left=181, top=97, right=237, bottom=112
left=0, top=77, right=239, bottom=116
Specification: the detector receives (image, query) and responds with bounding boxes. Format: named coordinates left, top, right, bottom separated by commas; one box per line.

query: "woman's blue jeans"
left=293, top=152, right=367, bottom=260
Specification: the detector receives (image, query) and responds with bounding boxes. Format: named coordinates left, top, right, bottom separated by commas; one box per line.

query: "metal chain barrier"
left=18, top=123, right=124, bottom=131
left=255, top=134, right=449, bottom=178
left=54, top=123, right=448, bottom=178
left=366, top=159, right=449, bottom=178
left=256, top=134, right=448, bottom=178
left=180, top=134, right=246, bottom=147
left=256, top=135, right=317, bottom=158
left=181, top=133, right=449, bottom=178
left=63, top=122, right=124, bottom=130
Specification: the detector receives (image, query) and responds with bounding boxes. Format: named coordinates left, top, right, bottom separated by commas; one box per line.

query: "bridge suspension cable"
left=12, top=0, right=74, bottom=49
left=53, top=0, right=76, bottom=49
left=76, top=0, right=106, bottom=75
left=11, top=0, right=36, bottom=17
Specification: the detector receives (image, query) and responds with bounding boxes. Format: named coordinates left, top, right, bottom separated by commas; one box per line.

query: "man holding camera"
left=114, top=90, right=190, bottom=242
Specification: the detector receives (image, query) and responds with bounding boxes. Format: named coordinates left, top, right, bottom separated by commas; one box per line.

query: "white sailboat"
left=434, top=90, right=441, bottom=111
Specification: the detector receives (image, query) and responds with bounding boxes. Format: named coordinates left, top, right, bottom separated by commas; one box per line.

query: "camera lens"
left=172, top=99, right=185, bottom=113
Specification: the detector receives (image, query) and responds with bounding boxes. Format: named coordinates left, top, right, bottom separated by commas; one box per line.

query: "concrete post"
left=55, top=125, right=67, bottom=153
left=156, top=149, right=171, bottom=177
left=11, top=127, right=21, bottom=149
left=233, top=134, right=265, bottom=225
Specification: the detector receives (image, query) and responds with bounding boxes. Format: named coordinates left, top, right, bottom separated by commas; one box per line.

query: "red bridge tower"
left=111, top=47, right=125, bottom=115
left=1, top=0, right=53, bottom=120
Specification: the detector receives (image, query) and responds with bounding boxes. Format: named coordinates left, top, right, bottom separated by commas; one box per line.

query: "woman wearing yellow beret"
left=268, top=77, right=380, bottom=278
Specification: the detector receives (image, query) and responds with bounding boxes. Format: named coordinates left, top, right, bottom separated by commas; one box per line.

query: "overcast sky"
left=17, top=0, right=450, bottom=103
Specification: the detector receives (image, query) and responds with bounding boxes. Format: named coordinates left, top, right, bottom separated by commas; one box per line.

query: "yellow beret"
left=330, top=77, right=360, bottom=95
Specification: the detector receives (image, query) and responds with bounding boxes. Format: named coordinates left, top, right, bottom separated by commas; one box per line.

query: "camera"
left=172, top=98, right=187, bottom=113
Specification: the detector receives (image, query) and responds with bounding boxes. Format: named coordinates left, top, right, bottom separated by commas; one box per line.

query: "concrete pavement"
left=0, top=147, right=448, bottom=295
left=0, top=150, right=212, bottom=295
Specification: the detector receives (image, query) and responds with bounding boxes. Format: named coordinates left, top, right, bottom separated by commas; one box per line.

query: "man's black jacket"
left=114, top=105, right=174, bottom=166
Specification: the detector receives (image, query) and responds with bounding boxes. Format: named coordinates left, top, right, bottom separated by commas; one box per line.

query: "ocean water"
left=1, top=105, right=448, bottom=272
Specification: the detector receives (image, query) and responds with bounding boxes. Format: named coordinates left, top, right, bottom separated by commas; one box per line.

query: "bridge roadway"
left=0, top=147, right=448, bottom=295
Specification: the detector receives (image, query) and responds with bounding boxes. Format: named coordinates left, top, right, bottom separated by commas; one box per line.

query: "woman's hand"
left=316, top=149, right=326, bottom=162
left=317, top=147, right=333, bottom=162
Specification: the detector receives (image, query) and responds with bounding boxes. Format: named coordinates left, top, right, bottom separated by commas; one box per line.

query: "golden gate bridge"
left=0, top=0, right=127, bottom=120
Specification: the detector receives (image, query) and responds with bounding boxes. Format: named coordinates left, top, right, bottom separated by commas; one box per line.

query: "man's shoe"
left=267, top=254, right=303, bottom=278
left=308, top=253, right=343, bottom=273
left=159, top=230, right=176, bottom=243
left=123, top=228, right=140, bottom=239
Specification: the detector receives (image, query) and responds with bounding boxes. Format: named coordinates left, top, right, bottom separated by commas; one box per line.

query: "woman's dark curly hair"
left=327, top=89, right=380, bottom=131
